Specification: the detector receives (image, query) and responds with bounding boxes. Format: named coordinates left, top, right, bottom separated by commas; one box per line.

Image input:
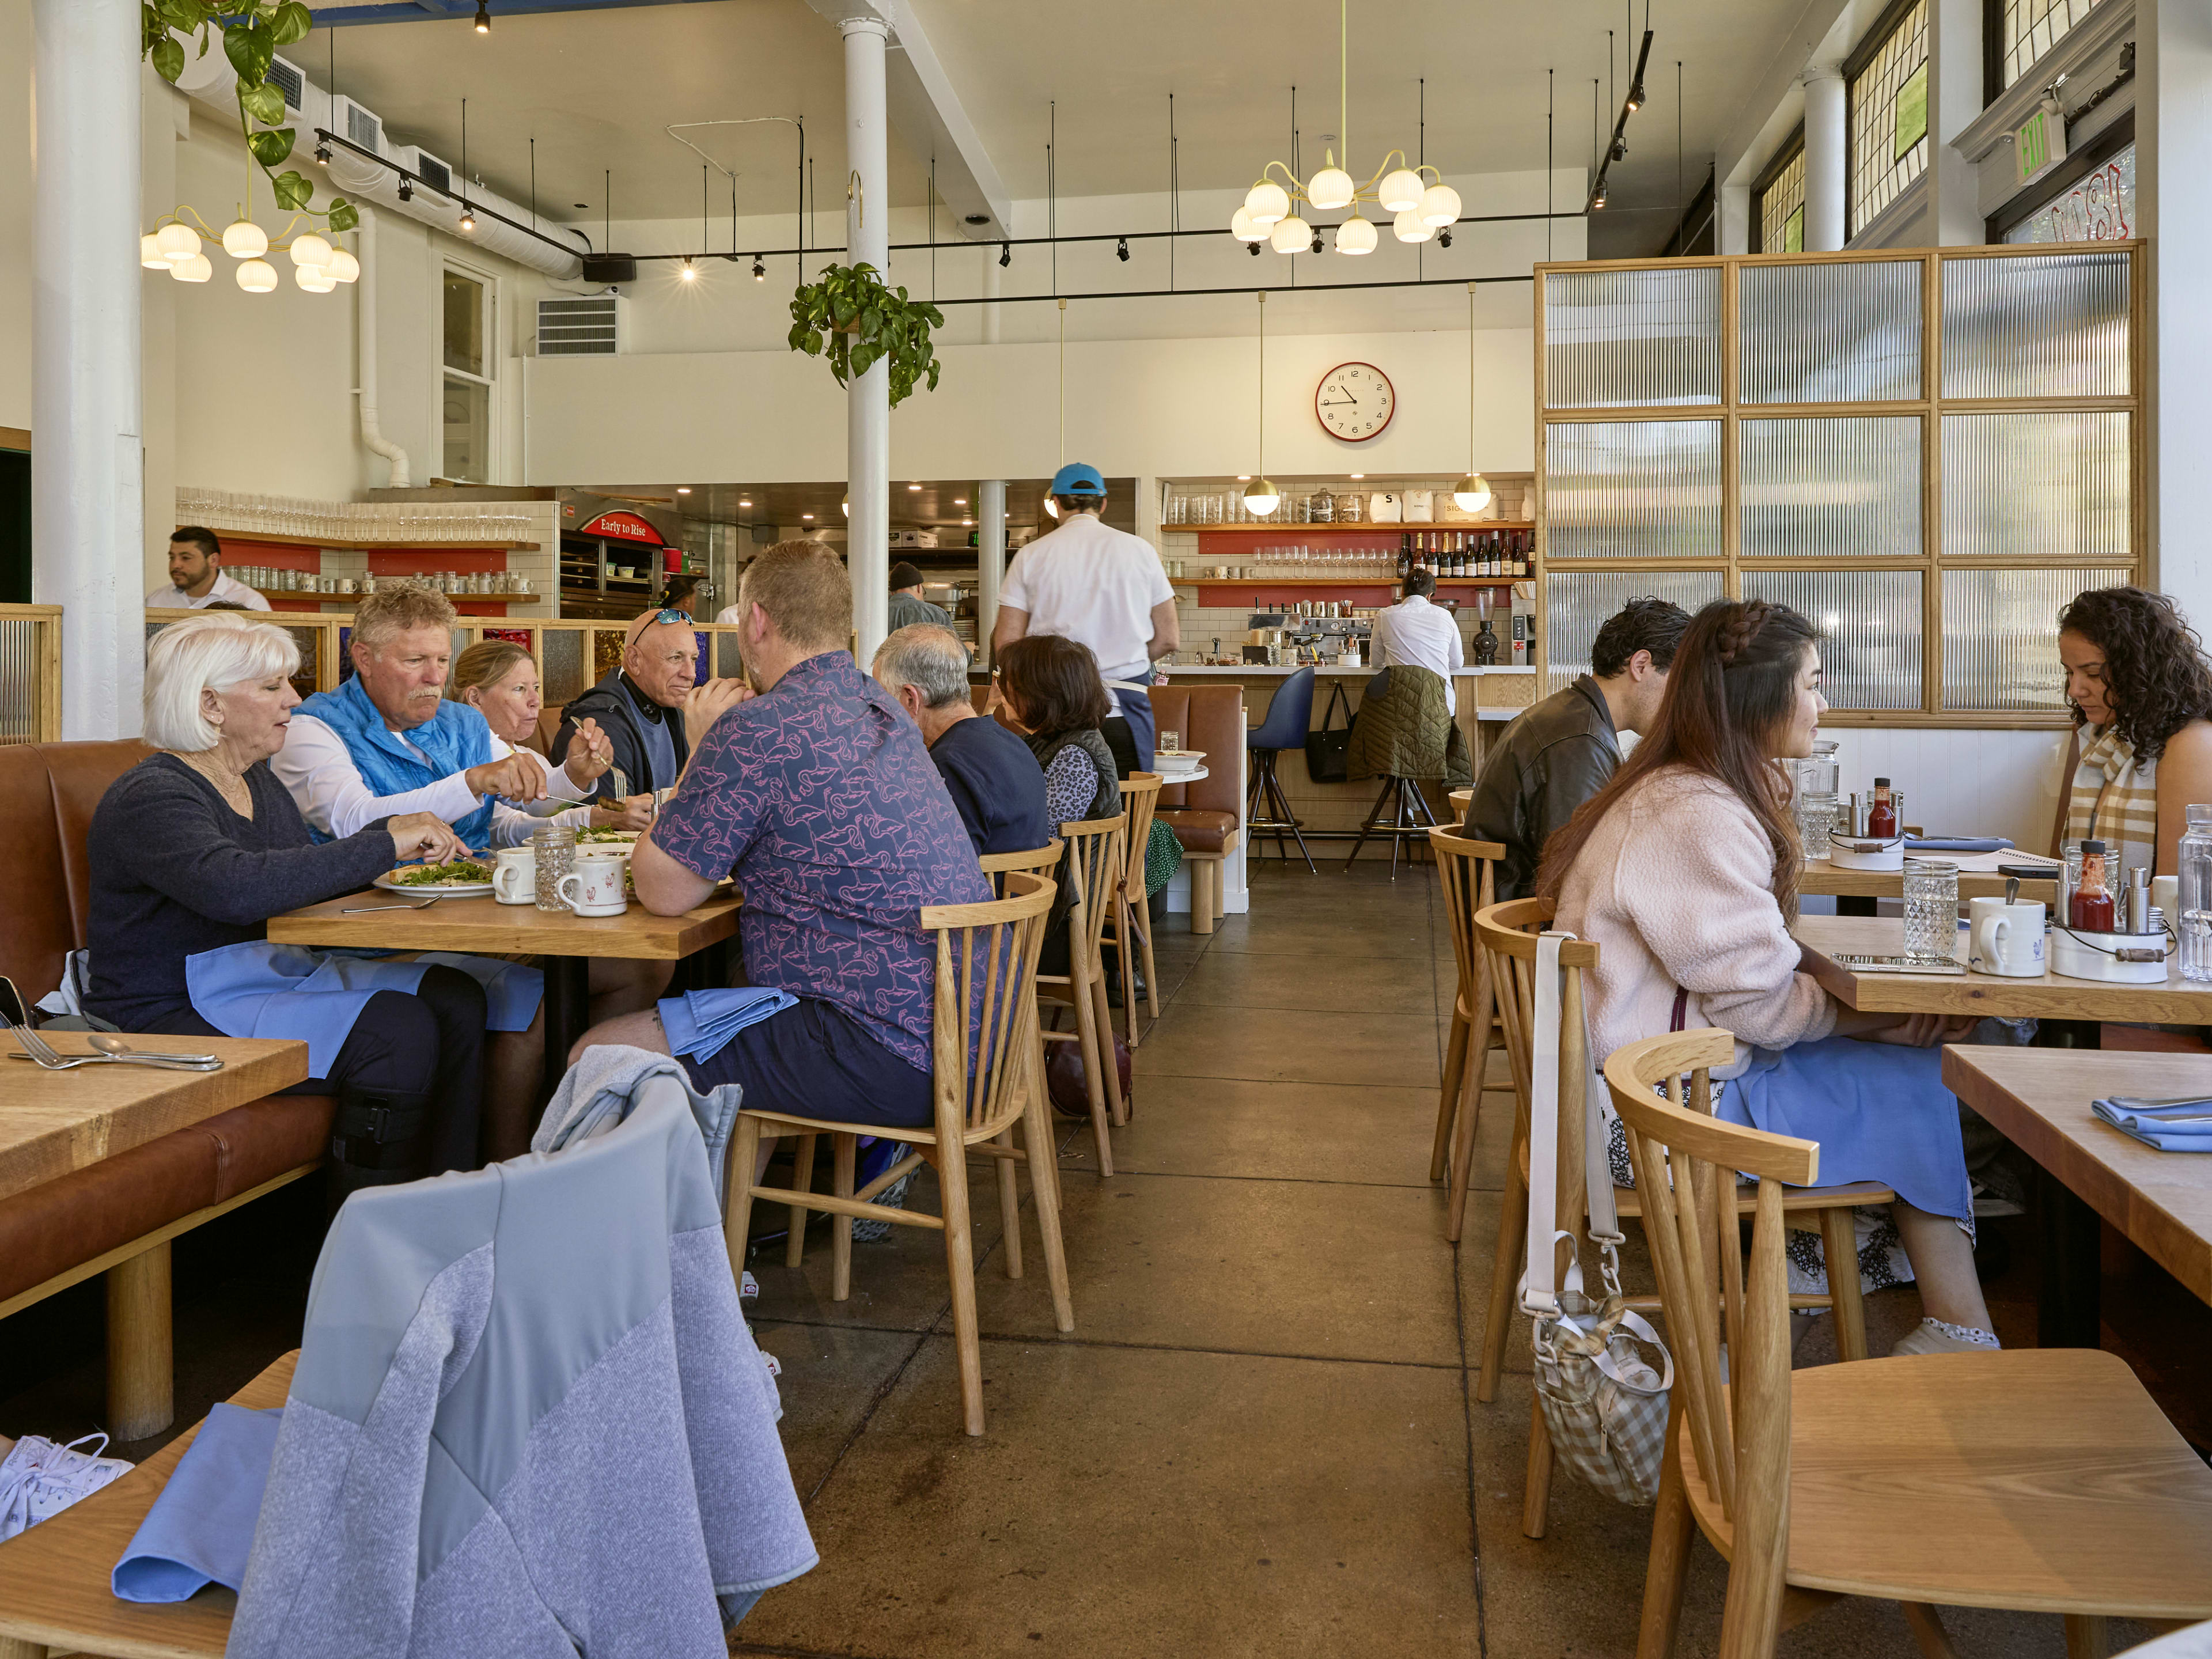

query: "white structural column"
left=976, top=479, right=1006, bottom=663
left=1801, top=63, right=1848, bottom=251
left=842, top=14, right=892, bottom=665
left=1718, top=181, right=1752, bottom=254
left=32, top=0, right=145, bottom=739
left=1926, top=0, right=1984, bottom=243
left=2142, top=0, right=2212, bottom=626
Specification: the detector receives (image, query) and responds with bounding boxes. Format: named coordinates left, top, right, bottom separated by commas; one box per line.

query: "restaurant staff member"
left=991, top=463, right=1178, bottom=774
left=888, top=563, right=954, bottom=632
left=1368, top=570, right=1464, bottom=714
left=147, top=527, right=272, bottom=611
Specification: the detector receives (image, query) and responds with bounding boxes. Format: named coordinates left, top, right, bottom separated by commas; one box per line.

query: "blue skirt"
left=1721, top=1036, right=1974, bottom=1222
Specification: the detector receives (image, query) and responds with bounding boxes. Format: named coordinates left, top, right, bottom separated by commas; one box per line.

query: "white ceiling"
left=305, top=0, right=1808, bottom=248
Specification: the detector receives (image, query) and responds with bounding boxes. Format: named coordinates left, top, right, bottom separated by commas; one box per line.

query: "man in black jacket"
left=1461, top=597, right=1690, bottom=899
left=551, top=609, right=701, bottom=801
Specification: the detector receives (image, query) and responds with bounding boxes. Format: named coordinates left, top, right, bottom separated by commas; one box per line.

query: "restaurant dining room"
left=5, top=0, right=2212, bottom=1654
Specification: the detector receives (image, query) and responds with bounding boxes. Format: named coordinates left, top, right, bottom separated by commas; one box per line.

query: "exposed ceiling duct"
left=165, top=34, right=589, bottom=280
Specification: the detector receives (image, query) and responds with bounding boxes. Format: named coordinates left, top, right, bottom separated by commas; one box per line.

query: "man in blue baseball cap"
left=992, top=464, right=1179, bottom=772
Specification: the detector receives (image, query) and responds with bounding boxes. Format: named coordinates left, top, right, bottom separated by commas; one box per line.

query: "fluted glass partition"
left=1941, top=252, right=2130, bottom=399
left=1741, top=416, right=1921, bottom=559
left=1741, top=569, right=1923, bottom=710
left=1544, top=267, right=1723, bottom=408
left=1944, top=566, right=2129, bottom=711
left=1740, top=260, right=1921, bottom=404
left=1544, top=421, right=1722, bottom=558
left=1545, top=570, right=1728, bottom=692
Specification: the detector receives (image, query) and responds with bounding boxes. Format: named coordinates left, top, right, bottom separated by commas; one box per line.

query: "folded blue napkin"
left=111, top=1404, right=282, bottom=1603
left=2091, top=1097, right=2212, bottom=1152
left=656, top=987, right=798, bottom=1064
left=1904, top=836, right=2017, bottom=853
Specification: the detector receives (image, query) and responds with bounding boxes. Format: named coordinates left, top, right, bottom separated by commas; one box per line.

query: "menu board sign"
left=577, top=509, right=665, bottom=544
left=2004, top=143, right=2134, bottom=244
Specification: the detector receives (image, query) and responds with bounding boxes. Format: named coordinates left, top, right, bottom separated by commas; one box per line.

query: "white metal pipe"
left=1802, top=65, right=1847, bottom=251
left=33, top=0, right=143, bottom=740
left=978, top=479, right=1006, bottom=664
left=843, top=15, right=892, bottom=664
left=352, top=209, right=411, bottom=487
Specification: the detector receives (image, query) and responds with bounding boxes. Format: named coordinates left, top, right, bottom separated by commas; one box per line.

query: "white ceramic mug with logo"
left=556, top=853, right=628, bottom=917
left=492, top=847, right=536, bottom=905
left=1968, top=897, right=2047, bottom=978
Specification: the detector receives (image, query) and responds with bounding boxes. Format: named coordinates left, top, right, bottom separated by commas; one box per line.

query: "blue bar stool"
left=1244, top=665, right=1316, bottom=872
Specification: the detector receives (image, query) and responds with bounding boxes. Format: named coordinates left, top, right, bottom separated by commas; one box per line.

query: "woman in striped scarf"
left=2056, top=586, right=2212, bottom=878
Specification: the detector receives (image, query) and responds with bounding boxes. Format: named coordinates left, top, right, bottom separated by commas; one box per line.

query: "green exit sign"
left=2016, top=104, right=2067, bottom=188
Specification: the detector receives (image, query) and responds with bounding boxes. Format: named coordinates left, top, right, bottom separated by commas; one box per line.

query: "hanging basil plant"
left=141, top=1, right=358, bottom=233
left=787, top=263, right=944, bottom=408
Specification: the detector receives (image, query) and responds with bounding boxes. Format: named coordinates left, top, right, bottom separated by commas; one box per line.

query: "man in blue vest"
left=274, top=584, right=616, bottom=848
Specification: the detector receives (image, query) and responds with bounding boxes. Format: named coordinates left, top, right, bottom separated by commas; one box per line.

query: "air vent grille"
left=537, top=296, right=623, bottom=357
left=267, top=56, right=303, bottom=111
left=415, top=152, right=452, bottom=195
left=345, top=102, right=381, bottom=153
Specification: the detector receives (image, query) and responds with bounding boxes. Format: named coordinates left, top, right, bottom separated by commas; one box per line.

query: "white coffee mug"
left=1968, top=897, right=2046, bottom=978
left=556, top=853, right=628, bottom=917
left=492, top=847, right=536, bottom=905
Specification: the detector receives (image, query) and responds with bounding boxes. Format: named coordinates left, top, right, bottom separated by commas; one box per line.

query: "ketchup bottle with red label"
left=2071, top=839, right=2117, bottom=932
left=1866, top=777, right=1897, bottom=839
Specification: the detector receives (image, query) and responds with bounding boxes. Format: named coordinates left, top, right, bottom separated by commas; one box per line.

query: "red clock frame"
left=1315, top=362, right=1396, bottom=442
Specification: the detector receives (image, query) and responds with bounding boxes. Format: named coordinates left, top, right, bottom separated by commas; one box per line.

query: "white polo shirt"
left=144, top=571, right=272, bottom=610
left=1369, top=593, right=1465, bottom=715
left=999, top=513, right=1174, bottom=683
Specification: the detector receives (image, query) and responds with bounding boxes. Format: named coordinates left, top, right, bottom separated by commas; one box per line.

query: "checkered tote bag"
left=1520, top=931, right=1674, bottom=1507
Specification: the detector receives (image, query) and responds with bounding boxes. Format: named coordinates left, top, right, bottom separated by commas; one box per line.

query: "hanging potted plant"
left=787, top=263, right=944, bottom=407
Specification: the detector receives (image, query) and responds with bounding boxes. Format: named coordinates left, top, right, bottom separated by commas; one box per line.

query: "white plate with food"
left=373, top=858, right=497, bottom=897
left=575, top=830, right=643, bottom=857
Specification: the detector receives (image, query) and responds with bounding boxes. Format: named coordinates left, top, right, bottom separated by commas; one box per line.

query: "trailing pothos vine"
left=787, top=263, right=944, bottom=407
left=141, top=1, right=358, bottom=234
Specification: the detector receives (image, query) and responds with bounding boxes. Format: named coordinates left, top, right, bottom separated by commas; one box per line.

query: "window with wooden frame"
left=1532, top=245, right=2141, bottom=728
left=1845, top=0, right=1930, bottom=239
left=1987, top=0, right=2111, bottom=94
left=1752, top=127, right=1807, bottom=255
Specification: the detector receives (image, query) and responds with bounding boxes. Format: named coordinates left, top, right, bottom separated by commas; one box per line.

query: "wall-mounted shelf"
left=217, top=535, right=540, bottom=552
left=1173, top=576, right=1531, bottom=587
left=1173, top=522, right=1534, bottom=535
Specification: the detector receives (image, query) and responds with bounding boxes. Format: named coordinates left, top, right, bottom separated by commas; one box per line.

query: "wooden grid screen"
left=1533, top=244, right=2143, bottom=729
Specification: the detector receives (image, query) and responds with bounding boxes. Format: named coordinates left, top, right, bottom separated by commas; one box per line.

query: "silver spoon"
left=86, top=1034, right=224, bottom=1070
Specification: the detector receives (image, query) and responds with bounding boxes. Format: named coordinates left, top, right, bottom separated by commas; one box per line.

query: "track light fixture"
left=1611, top=135, right=1628, bottom=162
left=1116, top=236, right=1130, bottom=262
left=1437, top=227, right=1453, bottom=247
left=1627, top=80, right=1646, bottom=111
left=313, top=139, right=331, bottom=165
left=998, top=241, right=1010, bottom=267
left=680, top=257, right=697, bottom=282
left=474, top=0, right=490, bottom=32
left=397, top=177, right=414, bottom=201
left=1309, top=230, right=1323, bottom=253
left=1247, top=241, right=1261, bottom=256
left=1591, top=183, right=1609, bottom=210
left=459, top=204, right=476, bottom=232
left=752, top=257, right=765, bottom=280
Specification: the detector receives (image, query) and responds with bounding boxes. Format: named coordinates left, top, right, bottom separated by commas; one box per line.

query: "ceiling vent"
left=336, top=96, right=382, bottom=154
left=537, top=295, right=624, bottom=357
left=266, top=55, right=304, bottom=112
left=412, top=149, right=452, bottom=197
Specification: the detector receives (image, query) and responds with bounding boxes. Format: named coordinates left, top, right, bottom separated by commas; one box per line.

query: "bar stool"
left=1244, top=665, right=1316, bottom=872
left=1343, top=773, right=1444, bottom=877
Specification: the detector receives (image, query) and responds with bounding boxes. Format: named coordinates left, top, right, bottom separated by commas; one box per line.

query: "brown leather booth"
left=1146, top=683, right=1243, bottom=933
left=0, top=740, right=332, bottom=1439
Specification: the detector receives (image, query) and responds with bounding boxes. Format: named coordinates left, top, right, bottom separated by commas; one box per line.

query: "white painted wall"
left=0, top=0, right=29, bottom=430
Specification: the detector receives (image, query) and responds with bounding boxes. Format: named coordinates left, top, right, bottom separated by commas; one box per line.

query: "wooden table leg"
left=541, top=956, right=592, bottom=1102
left=106, top=1243, right=173, bottom=1442
left=2036, top=1163, right=2101, bottom=1349
left=0, top=1636, right=51, bottom=1659
left=1836, top=895, right=1878, bottom=918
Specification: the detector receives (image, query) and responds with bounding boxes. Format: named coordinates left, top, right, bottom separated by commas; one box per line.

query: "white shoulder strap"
left=1522, top=930, right=1626, bottom=1318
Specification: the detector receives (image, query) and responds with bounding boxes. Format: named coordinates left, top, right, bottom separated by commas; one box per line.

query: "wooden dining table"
left=1942, top=1046, right=2212, bottom=1350
left=1801, top=849, right=2062, bottom=904
left=266, top=890, right=743, bottom=1093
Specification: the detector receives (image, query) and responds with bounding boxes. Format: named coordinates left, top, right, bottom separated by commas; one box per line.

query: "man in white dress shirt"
left=272, top=584, right=621, bottom=850
left=146, top=527, right=272, bottom=611
left=1369, top=569, right=1465, bottom=714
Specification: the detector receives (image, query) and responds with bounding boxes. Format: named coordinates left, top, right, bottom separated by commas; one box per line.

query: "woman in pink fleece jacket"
left=1543, top=599, right=1997, bottom=1356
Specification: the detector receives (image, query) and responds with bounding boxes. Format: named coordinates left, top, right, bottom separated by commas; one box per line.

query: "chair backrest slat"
left=922, top=870, right=1056, bottom=1138
left=1059, top=814, right=1128, bottom=959
left=1120, top=773, right=1165, bottom=895
left=979, top=839, right=1063, bottom=898
left=1427, top=829, right=1505, bottom=998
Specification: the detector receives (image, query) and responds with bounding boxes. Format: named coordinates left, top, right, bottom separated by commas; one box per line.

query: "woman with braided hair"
left=1539, top=599, right=1997, bottom=1356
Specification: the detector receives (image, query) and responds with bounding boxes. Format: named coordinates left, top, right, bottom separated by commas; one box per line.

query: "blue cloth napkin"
left=2091, top=1097, right=2212, bottom=1152
left=1904, top=836, right=2017, bottom=853
left=111, top=1404, right=282, bottom=1603
left=656, top=987, right=797, bottom=1065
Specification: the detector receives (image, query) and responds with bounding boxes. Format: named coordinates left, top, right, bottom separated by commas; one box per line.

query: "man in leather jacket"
left=1461, top=597, right=1690, bottom=899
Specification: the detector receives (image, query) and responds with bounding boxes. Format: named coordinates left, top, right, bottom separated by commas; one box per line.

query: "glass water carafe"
left=1796, top=740, right=1839, bottom=859
left=2180, top=804, right=2212, bottom=979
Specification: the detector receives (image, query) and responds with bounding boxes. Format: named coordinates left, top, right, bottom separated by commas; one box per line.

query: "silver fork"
left=341, top=894, right=443, bottom=914
left=1, top=1008, right=71, bottom=1069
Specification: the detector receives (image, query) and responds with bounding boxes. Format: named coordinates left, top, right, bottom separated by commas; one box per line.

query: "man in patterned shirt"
left=577, top=540, right=990, bottom=1128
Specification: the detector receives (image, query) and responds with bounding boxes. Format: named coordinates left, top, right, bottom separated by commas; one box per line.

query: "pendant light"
left=154, top=222, right=201, bottom=266
left=1243, top=291, right=1280, bottom=518
left=236, top=258, right=279, bottom=293
left=222, top=219, right=268, bottom=258
left=1334, top=212, right=1377, bottom=255
left=140, top=234, right=169, bottom=268
left=1452, top=280, right=1491, bottom=514
left=290, top=232, right=334, bottom=268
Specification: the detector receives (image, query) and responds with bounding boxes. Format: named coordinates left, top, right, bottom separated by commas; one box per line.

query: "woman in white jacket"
left=1541, top=598, right=1997, bottom=1357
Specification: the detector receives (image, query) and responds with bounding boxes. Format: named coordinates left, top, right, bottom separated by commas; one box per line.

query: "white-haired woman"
left=84, top=616, right=523, bottom=1201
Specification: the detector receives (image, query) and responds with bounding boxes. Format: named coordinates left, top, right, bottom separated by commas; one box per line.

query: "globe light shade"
left=1230, top=206, right=1266, bottom=243
left=1306, top=164, right=1354, bottom=211
left=236, top=258, right=279, bottom=293
left=1419, top=182, right=1463, bottom=228
left=289, top=232, right=334, bottom=268
left=1392, top=208, right=1434, bottom=243
left=222, top=219, right=268, bottom=259
left=1378, top=168, right=1426, bottom=213
left=154, top=222, right=200, bottom=265
left=1453, top=473, right=1493, bottom=514
left=324, top=248, right=361, bottom=283
left=1334, top=214, right=1378, bottom=256
left=171, top=252, right=213, bottom=283
left=142, top=233, right=171, bottom=269
left=1244, top=180, right=1290, bottom=227
left=1044, top=497, right=1060, bottom=519
left=1267, top=213, right=1310, bottom=255
left=296, top=263, right=338, bottom=293
left=1243, top=478, right=1281, bottom=517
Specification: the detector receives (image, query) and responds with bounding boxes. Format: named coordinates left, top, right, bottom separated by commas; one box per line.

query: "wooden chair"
left=1604, top=1028, right=2212, bottom=1659
left=1105, top=771, right=1167, bottom=1050
left=726, top=873, right=1071, bottom=1437
left=979, top=840, right=1064, bottom=895
left=1472, top=897, right=1891, bottom=1541
left=1427, top=828, right=1505, bottom=1244
left=1038, top=814, right=1128, bottom=1173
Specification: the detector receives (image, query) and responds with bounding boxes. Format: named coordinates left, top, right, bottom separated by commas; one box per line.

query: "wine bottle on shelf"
left=1397, top=533, right=1411, bottom=580
left=1455, top=533, right=1468, bottom=578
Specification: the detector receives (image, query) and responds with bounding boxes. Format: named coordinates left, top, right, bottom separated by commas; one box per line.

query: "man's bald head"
left=623, top=611, right=698, bottom=708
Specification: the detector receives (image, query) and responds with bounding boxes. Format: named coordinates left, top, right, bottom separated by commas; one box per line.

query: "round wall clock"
left=1315, top=362, right=1396, bottom=442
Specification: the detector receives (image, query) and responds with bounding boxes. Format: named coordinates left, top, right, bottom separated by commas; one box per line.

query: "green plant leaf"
left=271, top=169, right=312, bottom=210
left=248, top=126, right=294, bottom=167
left=327, top=197, right=358, bottom=233
left=239, top=80, right=283, bottom=126
left=269, top=1, right=310, bottom=44
left=150, top=33, right=185, bottom=79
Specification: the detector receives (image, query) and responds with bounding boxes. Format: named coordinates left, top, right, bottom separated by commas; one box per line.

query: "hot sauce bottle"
left=1866, top=777, right=1897, bottom=839
left=2071, top=839, right=2117, bottom=932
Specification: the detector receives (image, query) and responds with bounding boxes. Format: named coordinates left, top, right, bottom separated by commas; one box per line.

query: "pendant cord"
left=1339, top=0, right=1347, bottom=168
left=1256, top=290, right=1267, bottom=482
left=1058, top=297, right=1067, bottom=465
left=1547, top=69, right=1554, bottom=260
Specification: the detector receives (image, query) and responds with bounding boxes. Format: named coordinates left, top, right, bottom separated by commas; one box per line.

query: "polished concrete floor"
left=0, top=858, right=2176, bottom=1655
